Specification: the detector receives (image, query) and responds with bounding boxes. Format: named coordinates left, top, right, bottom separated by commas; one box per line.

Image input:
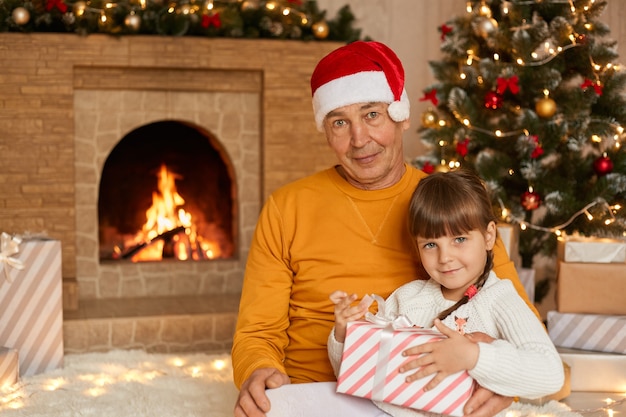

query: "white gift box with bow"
left=557, top=235, right=626, bottom=263
left=336, top=295, right=474, bottom=416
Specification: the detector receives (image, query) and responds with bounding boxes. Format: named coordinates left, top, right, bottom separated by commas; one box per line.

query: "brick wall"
left=0, top=33, right=340, bottom=287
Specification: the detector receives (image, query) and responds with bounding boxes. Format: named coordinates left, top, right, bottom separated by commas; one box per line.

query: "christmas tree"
left=414, top=0, right=626, bottom=271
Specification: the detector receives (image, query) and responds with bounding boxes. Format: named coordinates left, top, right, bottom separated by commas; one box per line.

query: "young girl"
left=328, top=169, right=564, bottom=417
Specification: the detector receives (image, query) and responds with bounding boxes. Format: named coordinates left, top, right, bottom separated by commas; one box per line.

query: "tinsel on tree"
left=0, top=0, right=363, bottom=41
left=414, top=0, right=626, bottom=270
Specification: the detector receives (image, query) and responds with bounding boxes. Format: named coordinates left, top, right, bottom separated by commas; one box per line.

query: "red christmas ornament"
left=593, top=154, right=614, bottom=176
left=521, top=190, right=541, bottom=211
left=484, top=91, right=503, bottom=110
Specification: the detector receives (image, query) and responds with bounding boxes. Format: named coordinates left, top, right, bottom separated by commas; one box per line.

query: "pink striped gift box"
left=336, top=321, right=474, bottom=416
left=0, top=236, right=64, bottom=376
left=547, top=311, right=626, bottom=354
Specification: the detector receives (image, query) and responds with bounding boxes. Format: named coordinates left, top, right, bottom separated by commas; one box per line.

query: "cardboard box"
left=547, top=311, right=626, bottom=354
left=0, top=236, right=64, bottom=376
left=557, top=236, right=626, bottom=263
left=0, top=347, right=18, bottom=388
left=559, top=348, right=626, bottom=392
left=556, top=262, right=626, bottom=315
left=336, top=321, right=474, bottom=416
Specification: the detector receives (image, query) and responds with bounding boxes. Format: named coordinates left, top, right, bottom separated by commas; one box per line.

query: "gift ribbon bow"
left=364, top=294, right=412, bottom=329
left=419, top=89, right=439, bottom=106
left=0, top=232, right=25, bottom=283
left=363, top=294, right=413, bottom=401
left=45, top=0, right=68, bottom=13
left=496, top=75, right=519, bottom=95
left=201, top=13, right=222, bottom=29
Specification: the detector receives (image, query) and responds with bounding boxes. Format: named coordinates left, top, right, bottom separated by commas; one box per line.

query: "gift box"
left=0, top=234, right=64, bottom=376
left=0, top=347, right=18, bottom=388
left=557, top=235, right=626, bottom=263
left=556, top=261, right=626, bottom=315
left=547, top=311, right=626, bottom=354
left=558, top=347, right=626, bottom=392
left=518, top=267, right=535, bottom=304
left=336, top=321, right=474, bottom=416
left=497, top=223, right=521, bottom=268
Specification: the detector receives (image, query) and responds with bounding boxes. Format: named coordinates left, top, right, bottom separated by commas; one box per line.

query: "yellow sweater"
left=232, top=164, right=536, bottom=388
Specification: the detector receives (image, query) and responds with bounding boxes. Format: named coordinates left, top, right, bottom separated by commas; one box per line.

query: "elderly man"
left=232, top=41, right=538, bottom=417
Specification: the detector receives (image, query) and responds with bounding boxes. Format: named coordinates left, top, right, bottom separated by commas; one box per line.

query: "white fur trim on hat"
left=312, top=71, right=410, bottom=131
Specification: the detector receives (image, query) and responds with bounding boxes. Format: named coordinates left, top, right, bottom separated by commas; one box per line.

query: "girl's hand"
left=399, top=319, right=479, bottom=391
left=329, top=291, right=373, bottom=343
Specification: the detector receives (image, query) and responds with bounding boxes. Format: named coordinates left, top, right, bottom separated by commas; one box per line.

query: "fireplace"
left=98, top=120, right=236, bottom=262
left=0, top=34, right=340, bottom=306
left=75, top=86, right=260, bottom=299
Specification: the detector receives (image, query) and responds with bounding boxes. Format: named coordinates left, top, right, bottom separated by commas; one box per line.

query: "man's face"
left=323, top=102, right=410, bottom=190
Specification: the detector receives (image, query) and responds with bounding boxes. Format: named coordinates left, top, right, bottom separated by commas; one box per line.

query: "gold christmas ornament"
left=535, top=96, right=557, bottom=118
left=421, top=109, right=438, bottom=128
left=12, top=6, right=30, bottom=25
left=312, top=21, right=329, bottom=39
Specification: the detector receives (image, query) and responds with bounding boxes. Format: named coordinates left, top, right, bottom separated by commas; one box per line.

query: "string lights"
left=498, top=197, right=625, bottom=236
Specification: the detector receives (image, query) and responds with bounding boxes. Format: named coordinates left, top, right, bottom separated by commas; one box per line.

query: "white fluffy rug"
left=0, top=350, right=238, bottom=416
left=0, top=350, right=619, bottom=417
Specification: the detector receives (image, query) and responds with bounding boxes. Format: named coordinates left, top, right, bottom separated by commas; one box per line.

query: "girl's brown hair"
left=408, top=169, right=496, bottom=320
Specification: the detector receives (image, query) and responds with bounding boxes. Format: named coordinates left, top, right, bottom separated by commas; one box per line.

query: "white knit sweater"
left=327, top=271, right=564, bottom=417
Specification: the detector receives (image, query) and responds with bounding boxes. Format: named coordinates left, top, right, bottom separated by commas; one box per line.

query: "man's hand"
left=463, top=385, right=513, bottom=417
left=234, top=367, right=291, bottom=417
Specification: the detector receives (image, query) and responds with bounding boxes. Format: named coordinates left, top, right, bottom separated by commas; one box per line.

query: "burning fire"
left=115, top=164, right=222, bottom=262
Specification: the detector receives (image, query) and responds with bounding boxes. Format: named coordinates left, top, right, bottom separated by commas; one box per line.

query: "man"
left=232, top=41, right=538, bottom=417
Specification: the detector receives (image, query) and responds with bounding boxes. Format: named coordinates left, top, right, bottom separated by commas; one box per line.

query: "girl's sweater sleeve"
left=327, top=327, right=345, bottom=377
left=469, top=281, right=564, bottom=399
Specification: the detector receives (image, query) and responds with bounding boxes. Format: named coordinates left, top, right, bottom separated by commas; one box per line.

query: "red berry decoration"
left=484, top=91, right=503, bottom=109
left=521, top=190, right=541, bottom=211
left=593, top=154, right=613, bottom=176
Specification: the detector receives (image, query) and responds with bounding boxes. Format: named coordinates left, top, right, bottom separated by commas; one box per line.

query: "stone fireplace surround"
left=0, top=33, right=340, bottom=352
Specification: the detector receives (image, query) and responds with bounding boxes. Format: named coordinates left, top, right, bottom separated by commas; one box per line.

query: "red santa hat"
left=310, top=41, right=410, bottom=131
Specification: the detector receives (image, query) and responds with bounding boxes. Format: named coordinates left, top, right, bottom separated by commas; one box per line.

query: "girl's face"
left=415, top=221, right=497, bottom=301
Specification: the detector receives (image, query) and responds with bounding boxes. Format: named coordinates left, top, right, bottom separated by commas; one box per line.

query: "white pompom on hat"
left=310, top=40, right=410, bottom=131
